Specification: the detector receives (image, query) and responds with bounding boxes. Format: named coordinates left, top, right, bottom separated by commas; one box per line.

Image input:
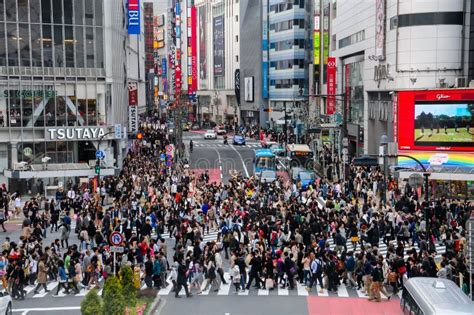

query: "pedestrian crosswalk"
left=193, top=143, right=261, bottom=149
left=325, top=238, right=446, bottom=259
left=157, top=272, right=401, bottom=299
left=160, top=229, right=220, bottom=244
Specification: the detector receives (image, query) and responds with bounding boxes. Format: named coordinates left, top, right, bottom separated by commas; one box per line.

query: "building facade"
left=331, top=0, right=468, bottom=155
left=0, top=0, right=145, bottom=194
left=195, top=0, right=240, bottom=127
left=266, top=0, right=311, bottom=129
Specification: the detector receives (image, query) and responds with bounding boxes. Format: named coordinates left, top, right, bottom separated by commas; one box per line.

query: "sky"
left=415, top=103, right=472, bottom=118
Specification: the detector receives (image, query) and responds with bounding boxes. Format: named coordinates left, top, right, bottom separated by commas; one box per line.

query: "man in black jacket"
left=175, top=258, right=192, bottom=298
left=245, top=251, right=262, bottom=290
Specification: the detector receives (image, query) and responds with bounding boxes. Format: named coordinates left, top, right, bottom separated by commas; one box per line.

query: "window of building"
left=235, top=15, right=238, bottom=22
left=85, top=0, right=94, bottom=25
left=75, top=26, right=84, bottom=68
left=5, top=0, right=17, bottom=22
left=85, top=26, right=94, bottom=68
left=7, top=22, right=19, bottom=66
left=338, top=30, right=364, bottom=49
left=18, top=0, right=29, bottom=22
left=41, top=0, right=51, bottom=23
left=0, top=23, right=6, bottom=66
left=19, top=23, right=30, bottom=67
left=42, top=24, right=53, bottom=66
left=30, top=0, right=41, bottom=23
left=74, top=0, right=84, bottom=25
left=63, top=0, right=73, bottom=24
left=53, top=0, right=62, bottom=24
left=235, top=55, right=238, bottom=62
left=53, top=24, right=64, bottom=67
left=235, top=35, right=238, bottom=42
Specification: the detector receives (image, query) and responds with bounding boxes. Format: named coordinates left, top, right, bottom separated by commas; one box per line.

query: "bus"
left=287, top=144, right=314, bottom=170
left=401, top=277, right=473, bottom=315
left=254, top=149, right=276, bottom=174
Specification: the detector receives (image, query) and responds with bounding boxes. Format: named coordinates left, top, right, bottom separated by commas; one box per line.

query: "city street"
left=185, top=132, right=259, bottom=183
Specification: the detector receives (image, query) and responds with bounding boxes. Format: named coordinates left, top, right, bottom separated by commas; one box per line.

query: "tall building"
left=0, top=0, right=145, bottom=193
left=266, top=0, right=311, bottom=129
left=195, top=0, right=240, bottom=127
left=239, top=0, right=266, bottom=126
left=331, top=0, right=468, bottom=155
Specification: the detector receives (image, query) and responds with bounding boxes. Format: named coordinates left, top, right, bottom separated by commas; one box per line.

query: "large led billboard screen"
left=397, top=90, right=474, bottom=152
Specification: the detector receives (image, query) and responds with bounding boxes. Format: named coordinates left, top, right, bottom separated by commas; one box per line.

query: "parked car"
left=182, top=123, right=190, bottom=131
left=0, top=288, right=12, bottom=315
left=232, top=134, right=246, bottom=145
left=204, top=129, right=217, bottom=139
left=259, top=170, right=277, bottom=183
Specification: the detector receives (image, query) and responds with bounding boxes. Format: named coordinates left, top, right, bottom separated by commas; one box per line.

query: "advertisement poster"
left=244, top=77, right=254, bottom=102
left=128, top=82, right=138, bottom=106
left=398, top=90, right=474, bottom=152
left=262, top=0, right=269, bottom=99
left=235, top=69, right=241, bottom=105
left=213, top=15, right=224, bottom=77
left=128, top=106, right=138, bottom=133
left=127, top=0, right=140, bottom=35
left=313, top=16, right=320, bottom=65
left=199, top=7, right=207, bottom=80
left=327, top=57, right=336, bottom=115
left=191, top=6, right=197, bottom=92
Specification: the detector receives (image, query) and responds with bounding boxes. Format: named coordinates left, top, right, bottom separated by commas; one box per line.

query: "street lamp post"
left=380, top=134, right=388, bottom=204
left=95, top=131, right=115, bottom=190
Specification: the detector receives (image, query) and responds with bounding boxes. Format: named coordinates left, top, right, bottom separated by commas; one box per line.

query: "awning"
left=4, top=163, right=118, bottom=179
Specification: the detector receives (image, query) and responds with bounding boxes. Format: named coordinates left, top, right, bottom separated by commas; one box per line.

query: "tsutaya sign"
left=46, top=127, right=107, bottom=141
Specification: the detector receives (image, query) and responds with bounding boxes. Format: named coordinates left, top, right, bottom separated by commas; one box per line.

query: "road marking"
left=213, top=148, right=224, bottom=180
left=278, top=286, right=289, bottom=295
left=33, top=281, right=58, bottom=298
left=230, top=145, right=249, bottom=177
left=13, top=306, right=81, bottom=312
left=217, top=273, right=231, bottom=295
left=296, top=282, right=309, bottom=296
left=337, top=283, right=349, bottom=297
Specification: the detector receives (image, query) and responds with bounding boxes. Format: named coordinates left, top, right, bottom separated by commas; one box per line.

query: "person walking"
left=369, top=261, right=384, bottom=302
left=54, top=261, right=70, bottom=296
left=33, top=256, right=49, bottom=294
left=175, top=258, right=191, bottom=298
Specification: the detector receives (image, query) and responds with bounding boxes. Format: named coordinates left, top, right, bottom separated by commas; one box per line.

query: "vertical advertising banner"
left=128, top=82, right=138, bottom=106
left=322, top=0, right=330, bottom=84
left=213, top=15, right=224, bottom=77
left=191, top=6, right=197, bottom=93
left=235, top=69, right=241, bottom=105
left=244, top=77, right=254, bottom=102
left=175, top=2, right=182, bottom=94
left=345, top=63, right=350, bottom=121
left=128, top=0, right=140, bottom=35
left=262, top=0, right=269, bottom=99
left=313, top=16, right=320, bottom=65
left=199, top=7, right=207, bottom=80
left=327, top=57, right=336, bottom=115
left=375, top=0, right=385, bottom=58
left=187, top=1, right=193, bottom=95
left=162, top=58, right=168, bottom=94
left=129, top=106, right=138, bottom=133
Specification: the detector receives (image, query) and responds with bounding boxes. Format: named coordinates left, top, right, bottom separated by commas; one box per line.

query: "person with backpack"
left=306, top=254, right=324, bottom=293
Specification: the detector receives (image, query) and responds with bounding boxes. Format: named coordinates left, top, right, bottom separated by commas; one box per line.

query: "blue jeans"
left=303, top=270, right=311, bottom=285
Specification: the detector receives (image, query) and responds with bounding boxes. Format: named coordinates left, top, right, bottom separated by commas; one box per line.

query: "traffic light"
left=95, top=165, right=101, bottom=174
left=136, top=132, right=143, bottom=140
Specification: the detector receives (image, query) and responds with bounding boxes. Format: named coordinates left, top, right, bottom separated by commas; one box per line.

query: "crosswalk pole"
left=113, top=251, right=116, bottom=276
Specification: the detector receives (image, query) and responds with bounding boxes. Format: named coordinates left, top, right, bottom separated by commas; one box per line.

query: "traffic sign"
left=160, top=153, right=166, bottom=161
left=95, top=150, right=105, bottom=159
left=165, top=145, right=173, bottom=153
left=109, top=231, right=124, bottom=246
left=110, top=246, right=124, bottom=253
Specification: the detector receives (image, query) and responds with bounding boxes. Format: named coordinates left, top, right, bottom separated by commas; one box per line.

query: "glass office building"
left=0, top=0, right=140, bottom=194
left=267, top=0, right=309, bottom=113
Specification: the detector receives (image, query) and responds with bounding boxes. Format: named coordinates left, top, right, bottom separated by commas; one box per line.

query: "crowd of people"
left=0, top=117, right=471, bottom=303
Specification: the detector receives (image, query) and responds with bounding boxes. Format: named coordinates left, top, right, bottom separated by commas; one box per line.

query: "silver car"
left=259, top=170, right=277, bottom=183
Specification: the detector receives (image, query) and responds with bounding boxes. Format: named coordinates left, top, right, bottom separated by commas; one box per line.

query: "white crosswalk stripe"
left=193, top=143, right=260, bottom=148
left=154, top=282, right=397, bottom=299
left=325, top=238, right=446, bottom=259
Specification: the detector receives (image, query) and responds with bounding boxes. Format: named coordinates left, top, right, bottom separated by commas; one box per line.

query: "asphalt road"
left=185, top=132, right=258, bottom=183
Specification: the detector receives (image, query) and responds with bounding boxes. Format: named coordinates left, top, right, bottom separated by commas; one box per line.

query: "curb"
left=147, top=295, right=162, bottom=315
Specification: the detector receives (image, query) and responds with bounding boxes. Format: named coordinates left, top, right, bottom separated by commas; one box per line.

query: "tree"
left=80, top=288, right=102, bottom=315
left=119, top=265, right=137, bottom=307
left=102, top=276, right=125, bottom=315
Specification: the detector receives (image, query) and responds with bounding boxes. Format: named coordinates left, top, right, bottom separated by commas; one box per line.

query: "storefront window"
left=7, top=22, right=19, bottom=67
left=0, top=23, right=6, bottom=66
left=87, top=98, right=96, bottom=125
left=19, top=23, right=30, bottom=67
